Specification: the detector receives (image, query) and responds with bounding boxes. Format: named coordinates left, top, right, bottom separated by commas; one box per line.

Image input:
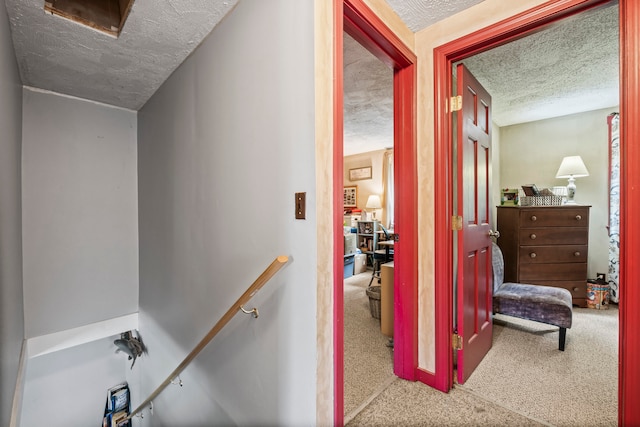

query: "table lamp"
left=366, top=194, right=382, bottom=220
left=555, top=155, right=589, bottom=204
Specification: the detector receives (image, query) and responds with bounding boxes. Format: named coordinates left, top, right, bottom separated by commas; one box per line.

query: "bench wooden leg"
left=559, top=327, right=566, bottom=351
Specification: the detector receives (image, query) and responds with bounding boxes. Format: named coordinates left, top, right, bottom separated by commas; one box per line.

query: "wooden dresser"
left=496, top=205, right=590, bottom=307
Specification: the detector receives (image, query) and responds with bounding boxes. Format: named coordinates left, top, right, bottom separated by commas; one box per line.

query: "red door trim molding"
left=433, top=1, right=639, bottom=422
left=334, top=1, right=418, bottom=424
left=618, top=1, right=640, bottom=424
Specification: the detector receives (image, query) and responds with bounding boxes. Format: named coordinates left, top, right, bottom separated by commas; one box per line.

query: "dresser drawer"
left=519, top=227, right=588, bottom=245
left=519, top=207, right=589, bottom=227
left=518, top=245, right=588, bottom=264
left=519, top=262, right=587, bottom=281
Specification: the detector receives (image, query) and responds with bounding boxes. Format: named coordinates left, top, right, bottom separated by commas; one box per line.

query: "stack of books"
left=102, top=382, right=130, bottom=427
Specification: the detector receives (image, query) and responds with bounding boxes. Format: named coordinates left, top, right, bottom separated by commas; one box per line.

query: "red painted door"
left=456, top=63, right=493, bottom=384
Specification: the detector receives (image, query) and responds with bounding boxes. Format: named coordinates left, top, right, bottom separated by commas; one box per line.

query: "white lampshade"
left=555, top=156, right=589, bottom=205
left=366, top=194, right=382, bottom=220
left=366, top=195, right=382, bottom=209
left=555, top=155, right=589, bottom=178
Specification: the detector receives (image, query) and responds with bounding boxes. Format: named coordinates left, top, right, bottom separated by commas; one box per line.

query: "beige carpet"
left=347, top=377, right=548, bottom=426
left=343, top=272, right=394, bottom=420
left=345, top=278, right=618, bottom=426
left=461, top=307, right=618, bottom=426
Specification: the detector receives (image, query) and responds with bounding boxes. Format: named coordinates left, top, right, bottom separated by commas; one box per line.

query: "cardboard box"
left=354, top=253, right=368, bottom=274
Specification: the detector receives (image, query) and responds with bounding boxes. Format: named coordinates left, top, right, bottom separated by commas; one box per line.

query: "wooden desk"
left=380, top=261, right=394, bottom=338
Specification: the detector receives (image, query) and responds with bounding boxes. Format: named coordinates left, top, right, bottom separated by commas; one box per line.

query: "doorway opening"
left=333, top=1, right=418, bottom=425
left=341, top=30, right=395, bottom=422
left=450, top=0, right=619, bottom=385
left=433, top=0, right=640, bottom=424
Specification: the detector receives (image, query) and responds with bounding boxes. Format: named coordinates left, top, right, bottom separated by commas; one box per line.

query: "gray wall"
left=20, top=337, right=130, bottom=427
left=499, top=107, right=616, bottom=278
left=0, top=1, right=24, bottom=424
left=137, top=0, right=317, bottom=425
left=21, top=89, right=139, bottom=338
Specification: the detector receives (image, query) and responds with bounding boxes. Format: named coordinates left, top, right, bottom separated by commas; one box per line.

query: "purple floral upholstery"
left=492, top=243, right=573, bottom=350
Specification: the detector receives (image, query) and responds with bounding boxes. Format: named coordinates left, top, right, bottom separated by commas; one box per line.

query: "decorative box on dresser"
left=496, top=205, right=590, bottom=307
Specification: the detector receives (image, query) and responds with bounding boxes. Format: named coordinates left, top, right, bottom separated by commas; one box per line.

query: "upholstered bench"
left=492, top=243, right=573, bottom=351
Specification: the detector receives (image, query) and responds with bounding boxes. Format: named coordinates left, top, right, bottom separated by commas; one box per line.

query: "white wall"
left=499, top=107, right=617, bottom=278
left=22, top=89, right=139, bottom=338
left=20, top=337, right=131, bottom=427
left=137, top=0, right=316, bottom=425
left=0, top=0, right=24, bottom=424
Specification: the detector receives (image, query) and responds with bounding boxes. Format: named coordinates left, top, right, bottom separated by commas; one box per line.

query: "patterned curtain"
left=608, top=113, right=620, bottom=302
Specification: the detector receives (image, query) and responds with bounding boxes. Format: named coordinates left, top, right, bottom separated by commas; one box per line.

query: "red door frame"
left=618, top=2, right=640, bottom=424
left=433, top=0, right=640, bottom=423
left=333, top=1, right=418, bottom=424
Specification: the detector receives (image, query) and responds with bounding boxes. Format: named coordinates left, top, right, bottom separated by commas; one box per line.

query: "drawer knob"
left=574, top=251, right=581, bottom=257
left=530, top=234, right=537, bottom=240
left=530, top=215, right=537, bottom=221
left=575, top=214, right=582, bottom=221
left=529, top=252, right=537, bottom=258
left=573, top=287, right=580, bottom=292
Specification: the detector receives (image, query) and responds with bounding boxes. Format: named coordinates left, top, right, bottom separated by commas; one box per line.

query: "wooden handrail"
left=127, top=255, right=289, bottom=420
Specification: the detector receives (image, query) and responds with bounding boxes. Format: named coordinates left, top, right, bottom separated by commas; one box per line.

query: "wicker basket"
left=366, top=285, right=381, bottom=320
left=520, top=195, right=563, bottom=206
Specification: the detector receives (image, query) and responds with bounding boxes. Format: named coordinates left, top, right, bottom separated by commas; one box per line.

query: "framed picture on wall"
left=344, top=186, right=357, bottom=207
left=349, top=166, right=372, bottom=181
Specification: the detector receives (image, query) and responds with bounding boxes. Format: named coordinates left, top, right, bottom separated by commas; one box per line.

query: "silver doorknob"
left=489, top=230, right=500, bottom=238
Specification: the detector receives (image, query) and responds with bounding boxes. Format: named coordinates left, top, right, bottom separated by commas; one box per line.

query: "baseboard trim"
left=9, top=340, right=27, bottom=427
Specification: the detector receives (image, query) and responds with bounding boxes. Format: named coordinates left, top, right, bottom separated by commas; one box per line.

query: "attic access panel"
left=44, top=0, right=135, bottom=38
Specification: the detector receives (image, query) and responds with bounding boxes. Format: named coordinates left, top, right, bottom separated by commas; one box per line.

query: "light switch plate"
left=295, top=192, right=306, bottom=219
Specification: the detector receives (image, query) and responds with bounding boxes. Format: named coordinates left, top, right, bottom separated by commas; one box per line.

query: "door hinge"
left=452, top=215, right=462, bottom=231
left=452, top=333, right=463, bottom=350
left=450, top=95, right=462, bottom=112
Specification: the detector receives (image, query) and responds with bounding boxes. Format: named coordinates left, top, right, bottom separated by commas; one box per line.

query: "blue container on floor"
left=344, top=254, right=355, bottom=278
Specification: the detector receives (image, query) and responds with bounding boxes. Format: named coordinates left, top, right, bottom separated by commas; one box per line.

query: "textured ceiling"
left=460, top=3, right=619, bottom=127
left=343, top=1, right=488, bottom=156
left=386, top=0, right=485, bottom=32
left=343, top=32, right=393, bottom=156
left=5, top=0, right=238, bottom=110
left=3, top=0, right=619, bottom=150
left=344, top=1, right=619, bottom=155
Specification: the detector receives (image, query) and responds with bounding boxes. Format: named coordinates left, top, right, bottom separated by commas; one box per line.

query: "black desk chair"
left=368, top=225, right=394, bottom=287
